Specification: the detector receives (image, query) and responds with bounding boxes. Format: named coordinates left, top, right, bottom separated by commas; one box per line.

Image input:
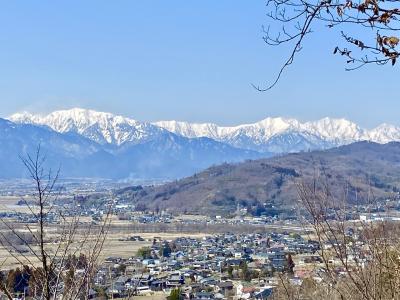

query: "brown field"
left=0, top=223, right=210, bottom=270
left=0, top=196, right=19, bottom=205
left=0, top=196, right=35, bottom=213
left=100, top=230, right=209, bottom=260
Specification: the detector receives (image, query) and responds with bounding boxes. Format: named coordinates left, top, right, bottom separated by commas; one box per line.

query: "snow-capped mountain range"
left=1, top=109, right=262, bottom=180
left=9, top=108, right=400, bottom=153
left=10, top=108, right=166, bottom=146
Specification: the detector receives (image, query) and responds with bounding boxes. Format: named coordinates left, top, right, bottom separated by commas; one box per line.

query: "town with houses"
left=90, top=231, right=318, bottom=299
left=0, top=180, right=399, bottom=300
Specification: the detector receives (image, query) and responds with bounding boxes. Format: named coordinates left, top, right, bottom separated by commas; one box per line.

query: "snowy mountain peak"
left=243, top=117, right=301, bottom=136
left=304, top=117, right=366, bottom=142
left=10, top=111, right=40, bottom=124
left=153, top=120, right=222, bottom=139
left=369, top=123, right=400, bottom=144
left=9, top=108, right=164, bottom=145
left=254, top=116, right=299, bottom=128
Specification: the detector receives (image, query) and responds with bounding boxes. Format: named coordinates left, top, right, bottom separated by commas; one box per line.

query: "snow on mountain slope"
left=303, top=118, right=368, bottom=143
left=155, top=117, right=367, bottom=152
left=10, top=108, right=166, bottom=145
left=0, top=117, right=266, bottom=179
left=154, top=117, right=301, bottom=142
left=153, top=120, right=224, bottom=139
left=369, top=124, right=400, bottom=144
left=155, top=117, right=400, bottom=153
left=9, top=108, right=400, bottom=154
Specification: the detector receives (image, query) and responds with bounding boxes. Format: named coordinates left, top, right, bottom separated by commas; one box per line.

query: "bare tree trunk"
left=287, top=174, right=400, bottom=300
left=0, top=146, right=113, bottom=300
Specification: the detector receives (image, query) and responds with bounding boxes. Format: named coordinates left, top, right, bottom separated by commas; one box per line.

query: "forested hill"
left=117, top=141, right=400, bottom=216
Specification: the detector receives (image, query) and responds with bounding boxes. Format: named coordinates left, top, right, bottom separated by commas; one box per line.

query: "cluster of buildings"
left=91, top=232, right=320, bottom=299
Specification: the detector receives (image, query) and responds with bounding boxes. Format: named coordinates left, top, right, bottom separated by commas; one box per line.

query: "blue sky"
left=0, top=1, right=397, bottom=128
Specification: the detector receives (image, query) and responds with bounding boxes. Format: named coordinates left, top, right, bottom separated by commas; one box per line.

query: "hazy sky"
left=0, top=1, right=398, bottom=128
